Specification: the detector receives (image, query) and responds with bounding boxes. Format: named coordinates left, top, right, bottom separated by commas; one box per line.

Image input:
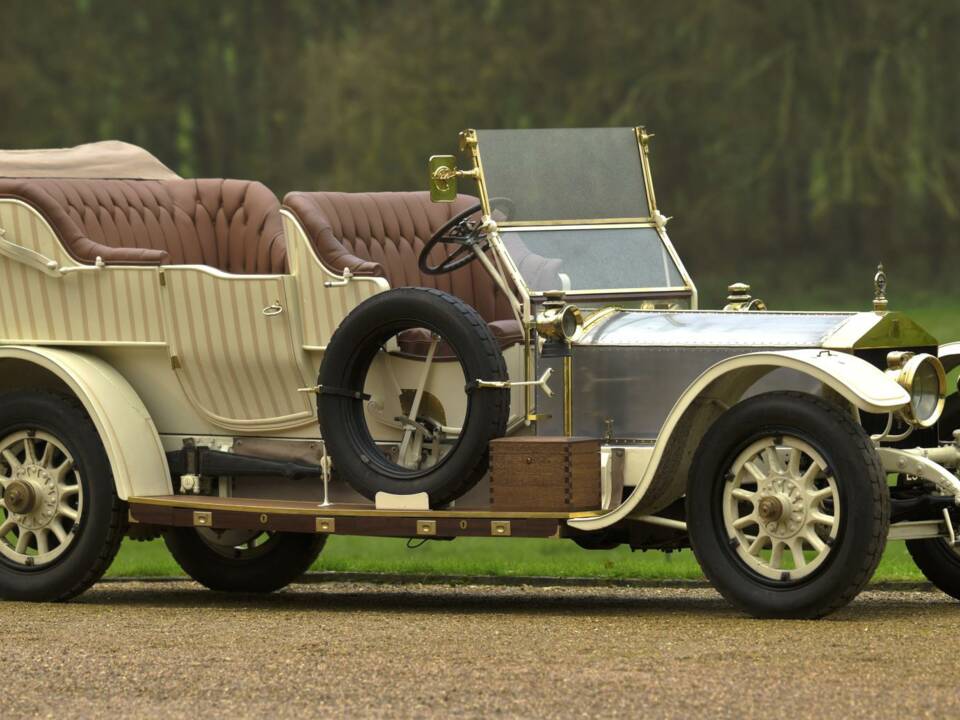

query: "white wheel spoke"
left=805, top=530, right=827, bottom=554
left=54, top=458, right=75, bottom=484
left=800, top=461, right=822, bottom=488
left=59, top=505, right=78, bottom=521
left=15, top=530, right=31, bottom=554
left=23, top=438, right=37, bottom=464
left=40, top=441, right=55, bottom=469
left=747, top=534, right=767, bottom=556
left=788, top=539, right=807, bottom=568
left=743, top=461, right=767, bottom=484
left=730, top=488, right=756, bottom=502
left=1, top=449, right=20, bottom=471
left=59, top=483, right=80, bottom=498
left=762, top=446, right=784, bottom=474
left=786, top=447, right=801, bottom=477
left=732, top=513, right=758, bottom=530
left=50, top=520, right=67, bottom=544
left=809, top=487, right=834, bottom=503
left=35, top=528, right=49, bottom=555
left=810, top=511, right=835, bottom=527
left=770, top=541, right=785, bottom=569
left=0, top=474, right=9, bottom=490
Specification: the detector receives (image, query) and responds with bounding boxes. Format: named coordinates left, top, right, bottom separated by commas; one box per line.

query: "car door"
left=159, top=266, right=316, bottom=432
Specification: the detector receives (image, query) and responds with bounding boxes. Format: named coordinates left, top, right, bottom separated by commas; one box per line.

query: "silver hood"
left=577, top=310, right=855, bottom=348
left=533, top=307, right=938, bottom=442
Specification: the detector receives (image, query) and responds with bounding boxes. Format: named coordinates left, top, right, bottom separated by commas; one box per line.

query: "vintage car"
left=1, top=129, right=959, bottom=618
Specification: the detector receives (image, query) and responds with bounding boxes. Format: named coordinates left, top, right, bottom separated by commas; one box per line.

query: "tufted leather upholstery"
left=282, top=191, right=519, bottom=334
left=0, top=178, right=286, bottom=274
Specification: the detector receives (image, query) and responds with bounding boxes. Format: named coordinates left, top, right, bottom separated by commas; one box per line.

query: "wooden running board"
left=128, top=495, right=603, bottom=539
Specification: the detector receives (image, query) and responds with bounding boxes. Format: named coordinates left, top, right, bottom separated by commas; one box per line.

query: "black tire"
left=319, top=287, right=509, bottom=507
left=906, top=538, right=960, bottom=600
left=687, top=391, right=889, bottom=619
left=163, top=528, right=326, bottom=593
left=905, top=393, right=960, bottom=598
left=0, top=391, right=125, bottom=601
left=938, top=392, right=960, bottom=443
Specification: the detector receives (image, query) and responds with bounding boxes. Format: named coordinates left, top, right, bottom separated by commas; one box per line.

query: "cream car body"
left=0, top=133, right=957, bottom=616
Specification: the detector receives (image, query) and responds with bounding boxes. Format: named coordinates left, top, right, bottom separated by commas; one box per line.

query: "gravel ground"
left=4, top=580, right=959, bottom=719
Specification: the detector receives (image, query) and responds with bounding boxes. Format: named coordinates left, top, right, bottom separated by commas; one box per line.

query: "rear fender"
left=569, top=348, right=909, bottom=531
left=0, top=346, right=171, bottom=499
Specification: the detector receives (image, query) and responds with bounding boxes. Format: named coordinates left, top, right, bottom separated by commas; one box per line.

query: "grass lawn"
left=108, top=297, right=959, bottom=585
left=108, top=535, right=927, bottom=583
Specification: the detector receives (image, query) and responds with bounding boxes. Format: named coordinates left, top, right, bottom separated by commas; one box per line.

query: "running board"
left=128, top=495, right=604, bottom=540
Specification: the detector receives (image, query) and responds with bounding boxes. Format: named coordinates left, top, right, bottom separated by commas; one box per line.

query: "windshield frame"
left=465, top=127, right=696, bottom=303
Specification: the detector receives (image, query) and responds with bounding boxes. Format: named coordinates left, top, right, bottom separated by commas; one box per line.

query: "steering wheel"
left=419, top=203, right=486, bottom=276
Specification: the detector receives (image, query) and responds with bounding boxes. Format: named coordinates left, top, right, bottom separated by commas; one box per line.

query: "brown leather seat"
left=283, top=191, right=524, bottom=351
left=0, top=178, right=286, bottom=274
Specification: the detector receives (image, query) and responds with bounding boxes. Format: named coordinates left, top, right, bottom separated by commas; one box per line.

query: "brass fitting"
left=724, top=282, right=767, bottom=311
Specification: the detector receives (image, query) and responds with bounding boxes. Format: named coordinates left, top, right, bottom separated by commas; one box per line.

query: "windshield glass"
left=476, top=128, right=650, bottom=223
left=502, top=227, right=684, bottom=293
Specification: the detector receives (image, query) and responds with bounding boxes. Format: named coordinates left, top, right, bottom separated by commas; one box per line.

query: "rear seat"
left=0, top=178, right=286, bottom=274
left=283, top=191, right=524, bottom=352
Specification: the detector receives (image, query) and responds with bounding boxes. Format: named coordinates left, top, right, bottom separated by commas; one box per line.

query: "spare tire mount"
left=317, top=287, right=510, bottom=508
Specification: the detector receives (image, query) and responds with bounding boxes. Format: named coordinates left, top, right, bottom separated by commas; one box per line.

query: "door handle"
left=262, top=300, right=283, bottom=317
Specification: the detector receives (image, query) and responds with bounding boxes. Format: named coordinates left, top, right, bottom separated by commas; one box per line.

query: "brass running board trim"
left=316, top=517, right=335, bottom=533
left=128, top=495, right=603, bottom=520
left=416, top=520, right=437, bottom=536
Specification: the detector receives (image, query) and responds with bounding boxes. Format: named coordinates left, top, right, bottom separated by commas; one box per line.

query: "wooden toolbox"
left=489, top=436, right=601, bottom=512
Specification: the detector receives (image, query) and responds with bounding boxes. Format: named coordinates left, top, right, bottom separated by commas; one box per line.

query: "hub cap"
left=0, top=431, right=83, bottom=567
left=722, top=436, right=840, bottom=581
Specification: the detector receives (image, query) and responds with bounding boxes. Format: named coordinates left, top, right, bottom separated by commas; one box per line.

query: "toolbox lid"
left=0, top=140, right=179, bottom=180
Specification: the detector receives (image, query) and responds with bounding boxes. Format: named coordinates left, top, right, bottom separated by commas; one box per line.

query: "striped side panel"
left=0, top=200, right=164, bottom=344
left=281, top=214, right=386, bottom=348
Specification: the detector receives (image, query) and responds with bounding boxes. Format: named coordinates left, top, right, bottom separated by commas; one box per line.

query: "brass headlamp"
left=886, top=351, right=946, bottom=428
left=535, top=292, right=583, bottom=341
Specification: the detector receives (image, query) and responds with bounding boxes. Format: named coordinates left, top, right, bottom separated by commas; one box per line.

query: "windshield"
left=476, top=128, right=650, bottom=223
left=467, top=127, right=690, bottom=296
left=502, top=227, right=685, bottom=293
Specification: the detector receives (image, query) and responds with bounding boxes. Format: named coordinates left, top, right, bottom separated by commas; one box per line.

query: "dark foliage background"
left=2, top=0, right=958, bottom=302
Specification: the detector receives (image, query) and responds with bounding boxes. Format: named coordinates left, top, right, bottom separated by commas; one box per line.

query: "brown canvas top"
left=0, top=140, right=179, bottom=180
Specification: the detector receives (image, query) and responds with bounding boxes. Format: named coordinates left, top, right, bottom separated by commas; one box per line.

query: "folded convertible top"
left=0, top=140, right=179, bottom=180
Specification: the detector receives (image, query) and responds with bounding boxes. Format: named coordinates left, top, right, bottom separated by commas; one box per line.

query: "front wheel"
left=687, top=391, right=889, bottom=619
left=163, top=528, right=326, bottom=593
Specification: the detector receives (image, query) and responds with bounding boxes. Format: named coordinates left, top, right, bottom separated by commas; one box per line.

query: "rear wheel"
left=163, top=527, right=325, bottom=593
left=906, top=537, right=960, bottom=600
left=687, top=391, right=889, bottom=618
left=0, top=391, right=125, bottom=601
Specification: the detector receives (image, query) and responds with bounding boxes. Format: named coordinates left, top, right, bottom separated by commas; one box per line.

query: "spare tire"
left=318, top=288, right=510, bottom=507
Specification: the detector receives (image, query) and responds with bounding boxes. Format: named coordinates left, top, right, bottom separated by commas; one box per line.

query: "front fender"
left=569, top=348, right=908, bottom=531
left=940, top=341, right=960, bottom=375
left=0, top=346, right=171, bottom=499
